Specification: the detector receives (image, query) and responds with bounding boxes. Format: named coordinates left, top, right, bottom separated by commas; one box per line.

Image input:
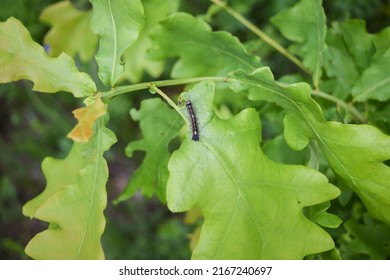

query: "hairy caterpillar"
left=185, top=101, right=199, bottom=141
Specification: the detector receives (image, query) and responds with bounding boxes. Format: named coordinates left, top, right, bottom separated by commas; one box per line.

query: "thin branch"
left=101, top=75, right=364, bottom=123
left=313, top=90, right=366, bottom=123
left=210, top=0, right=310, bottom=75
left=148, top=83, right=188, bottom=123
left=101, top=76, right=227, bottom=101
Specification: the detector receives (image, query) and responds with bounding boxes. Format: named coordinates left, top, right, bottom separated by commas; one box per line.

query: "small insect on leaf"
left=186, top=101, right=199, bottom=141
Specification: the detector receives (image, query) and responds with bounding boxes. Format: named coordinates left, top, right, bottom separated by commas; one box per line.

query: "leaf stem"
left=312, top=89, right=366, bottom=123
left=100, top=76, right=227, bottom=101
left=148, top=83, right=188, bottom=123
left=210, top=0, right=310, bottom=75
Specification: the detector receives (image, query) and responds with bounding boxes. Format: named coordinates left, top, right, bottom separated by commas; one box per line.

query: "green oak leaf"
left=337, top=20, right=374, bottom=72
left=167, top=81, right=340, bottom=259
left=40, top=1, right=98, bottom=61
left=0, top=17, right=96, bottom=97
left=115, top=98, right=183, bottom=204
left=23, top=117, right=117, bottom=259
left=322, top=20, right=390, bottom=102
left=351, top=25, right=390, bottom=102
left=352, top=49, right=390, bottom=102
left=304, top=202, right=342, bottom=229
left=341, top=212, right=390, bottom=259
left=271, top=0, right=326, bottom=88
left=120, top=0, right=179, bottom=83
left=373, top=26, right=390, bottom=57
left=323, top=22, right=360, bottom=100
left=262, top=134, right=310, bottom=165
left=229, top=67, right=390, bottom=225
left=149, top=12, right=260, bottom=78
left=90, top=0, right=145, bottom=86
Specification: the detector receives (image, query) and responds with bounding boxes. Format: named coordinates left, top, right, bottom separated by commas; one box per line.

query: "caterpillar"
left=186, top=101, right=199, bottom=141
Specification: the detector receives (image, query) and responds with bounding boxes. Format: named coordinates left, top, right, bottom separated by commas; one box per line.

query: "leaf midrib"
left=201, top=139, right=265, bottom=258
left=76, top=121, right=103, bottom=259
left=108, top=0, right=118, bottom=85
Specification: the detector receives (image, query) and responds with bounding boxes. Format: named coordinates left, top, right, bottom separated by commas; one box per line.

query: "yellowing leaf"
left=67, top=94, right=106, bottom=142
left=0, top=17, right=96, bottom=97
left=40, top=1, right=98, bottom=61
left=120, top=0, right=180, bottom=82
left=23, top=118, right=117, bottom=259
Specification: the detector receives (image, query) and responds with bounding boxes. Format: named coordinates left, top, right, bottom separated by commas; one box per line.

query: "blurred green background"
left=1, top=0, right=389, bottom=259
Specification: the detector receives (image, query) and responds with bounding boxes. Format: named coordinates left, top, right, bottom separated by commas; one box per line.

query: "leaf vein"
left=108, top=0, right=117, bottom=84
